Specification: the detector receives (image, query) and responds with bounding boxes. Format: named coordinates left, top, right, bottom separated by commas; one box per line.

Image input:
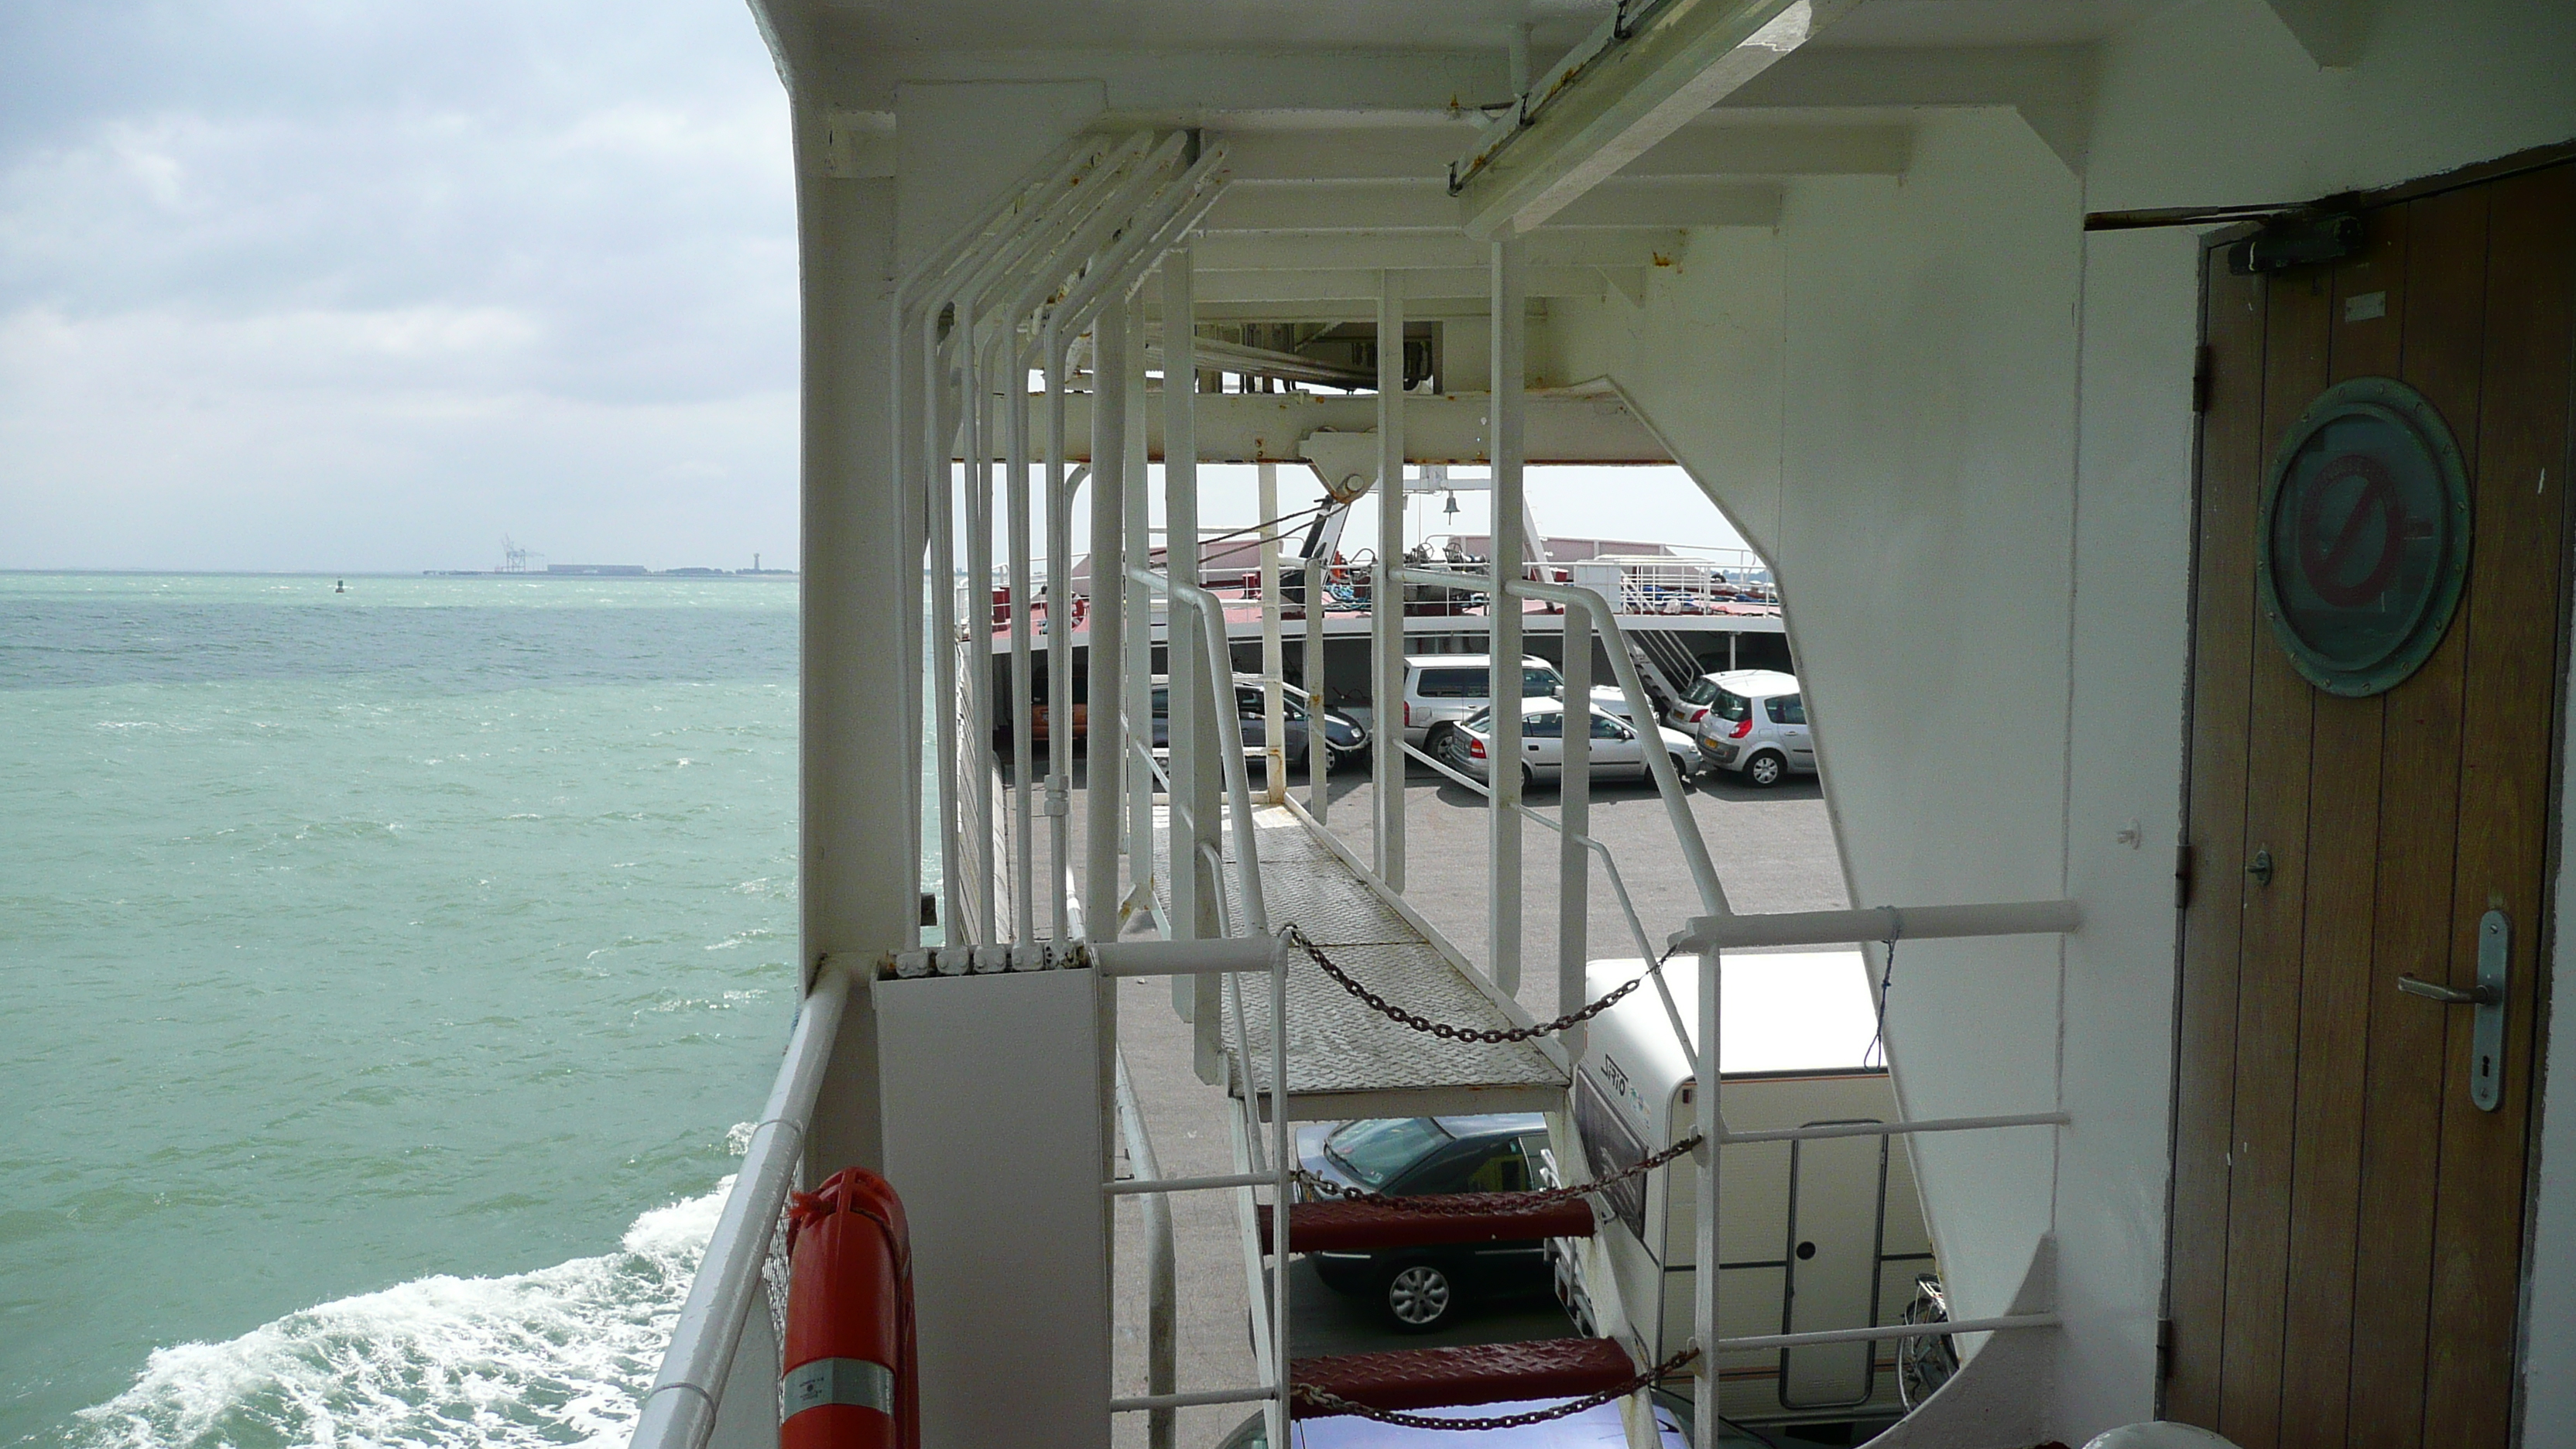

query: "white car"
left=1454, top=698, right=1695, bottom=790
left=1690, top=669, right=1814, bottom=788
left=1397, top=654, right=1565, bottom=764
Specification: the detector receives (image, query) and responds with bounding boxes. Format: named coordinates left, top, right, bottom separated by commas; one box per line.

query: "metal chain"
left=1293, top=1130, right=1704, bottom=1214
left=1279, top=923, right=1680, bottom=1046
left=1290, top=1345, right=1700, bottom=1430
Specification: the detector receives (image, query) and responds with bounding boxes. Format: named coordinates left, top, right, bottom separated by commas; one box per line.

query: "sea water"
left=0, top=574, right=859, bottom=1447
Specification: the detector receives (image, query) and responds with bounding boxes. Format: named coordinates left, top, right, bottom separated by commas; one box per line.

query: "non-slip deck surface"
left=1153, top=807, right=1565, bottom=1116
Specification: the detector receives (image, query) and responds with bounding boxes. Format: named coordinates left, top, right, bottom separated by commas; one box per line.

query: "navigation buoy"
left=335, top=579, right=346, bottom=593
left=782, top=1168, right=917, bottom=1449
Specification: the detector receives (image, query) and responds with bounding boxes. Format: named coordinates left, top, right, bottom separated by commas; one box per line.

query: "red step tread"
left=1290, top=1337, right=1636, bottom=1419
left=1254, top=1194, right=1597, bottom=1254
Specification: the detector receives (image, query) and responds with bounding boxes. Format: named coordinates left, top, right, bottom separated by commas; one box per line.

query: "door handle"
left=2394, top=909, right=2509, bottom=1112
left=2397, top=975, right=2498, bottom=1006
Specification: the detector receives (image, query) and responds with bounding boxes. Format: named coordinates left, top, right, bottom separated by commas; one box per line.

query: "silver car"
left=1397, top=654, right=1564, bottom=765
left=1690, top=669, right=1814, bottom=788
left=1455, top=698, right=1696, bottom=790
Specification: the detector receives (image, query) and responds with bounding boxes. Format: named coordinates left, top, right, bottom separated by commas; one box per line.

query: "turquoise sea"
left=1, top=574, right=832, bottom=1447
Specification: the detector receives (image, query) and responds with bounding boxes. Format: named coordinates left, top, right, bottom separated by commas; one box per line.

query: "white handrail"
left=1125, top=564, right=1269, bottom=936
left=1670, top=899, right=2084, bottom=954
left=630, top=962, right=852, bottom=1449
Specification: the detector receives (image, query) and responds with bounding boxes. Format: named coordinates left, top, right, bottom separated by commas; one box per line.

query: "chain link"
left=1293, top=1130, right=1704, bottom=1214
left=1279, top=923, right=1680, bottom=1045
left=1289, top=1345, right=1700, bottom=1430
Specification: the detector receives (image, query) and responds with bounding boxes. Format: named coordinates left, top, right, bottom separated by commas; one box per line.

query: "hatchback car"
left=1297, top=1115, right=1553, bottom=1331
left=1396, top=655, right=1564, bottom=766
left=1690, top=670, right=1814, bottom=788
left=1452, top=699, right=1696, bottom=791
left=1149, top=674, right=1367, bottom=772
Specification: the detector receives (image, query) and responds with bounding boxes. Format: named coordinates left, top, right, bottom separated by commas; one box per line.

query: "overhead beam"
left=1454, top=0, right=1855, bottom=238
left=1201, top=179, right=1782, bottom=233
left=1190, top=265, right=1642, bottom=305
left=1218, top=118, right=1908, bottom=183
left=1027, top=392, right=1670, bottom=465
left=1718, top=44, right=2102, bottom=174
left=1192, top=229, right=1685, bottom=272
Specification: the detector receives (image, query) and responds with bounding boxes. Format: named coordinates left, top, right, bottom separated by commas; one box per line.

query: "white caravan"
left=1551, top=950, right=1934, bottom=1430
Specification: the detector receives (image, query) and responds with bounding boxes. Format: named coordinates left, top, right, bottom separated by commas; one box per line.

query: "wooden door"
left=2167, top=160, right=2574, bottom=1448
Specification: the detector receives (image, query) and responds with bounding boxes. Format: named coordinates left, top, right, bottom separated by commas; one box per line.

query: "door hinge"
left=2175, top=842, right=2194, bottom=909
left=2191, top=345, right=2214, bottom=413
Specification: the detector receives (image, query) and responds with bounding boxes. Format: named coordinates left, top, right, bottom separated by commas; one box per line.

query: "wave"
left=67, top=1184, right=729, bottom=1449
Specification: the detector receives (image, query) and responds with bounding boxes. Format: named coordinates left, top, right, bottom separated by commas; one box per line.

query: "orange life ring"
left=782, top=1168, right=917, bottom=1449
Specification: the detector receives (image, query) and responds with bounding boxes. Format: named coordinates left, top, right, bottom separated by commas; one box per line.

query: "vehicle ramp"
left=1157, top=803, right=1567, bottom=1121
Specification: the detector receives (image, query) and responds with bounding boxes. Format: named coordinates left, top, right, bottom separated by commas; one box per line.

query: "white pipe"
left=1112, top=1386, right=1276, bottom=1413
left=1259, top=464, right=1287, bottom=804
left=1122, top=302, right=1155, bottom=921
left=1718, top=1314, right=2060, bottom=1354
left=1670, top=899, right=2084, bottom=953
left=1692, top=938, right=1718, bottom=1449
left=1129, top=566, right=1271, bottom=936
left=1112, top=1051, right=1177, bottom=1449
left=1560, top=591, right=1592, bottom=1047
left=1721, top=1111, right=2069, bottom=1146
left=1084, top=304, right=1129, bottom=940
left=631, top=963, right=851, bottom=1449
left=1501, top=573, right=1729, bottom=916
left=1103, top=1169, right=1277, bottom=1195
left=1304, top=551, right=1327, bottom=819
left=1373, top=270, right=1407, bottom=892
left=1488, top=236, right=1525, bottom=997
left=1093, top=935, right=1278, bottom=976
left=1269, top=906, right=1291, bottom=1449
left=900, top=144, right=1098, bottom=942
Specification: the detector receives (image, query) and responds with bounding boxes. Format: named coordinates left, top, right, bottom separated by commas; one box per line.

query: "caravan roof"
left=1584, top=949, right=1880, bottom=1092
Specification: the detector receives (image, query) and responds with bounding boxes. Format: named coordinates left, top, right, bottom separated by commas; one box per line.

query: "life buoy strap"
left=780, top=1357, right=896, bottom=1420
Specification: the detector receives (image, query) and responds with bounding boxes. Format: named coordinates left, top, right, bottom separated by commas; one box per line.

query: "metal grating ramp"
left=1156, top=805, right=1567, bottom=1121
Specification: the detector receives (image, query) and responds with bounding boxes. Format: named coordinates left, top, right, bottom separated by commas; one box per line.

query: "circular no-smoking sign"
left=2256, top=376, right=2470, bottom=697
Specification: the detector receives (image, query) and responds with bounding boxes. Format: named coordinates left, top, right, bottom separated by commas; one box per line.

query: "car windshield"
left=1711, top=688, right=1752, bottom=723
left=1324, top=1117, right=1452, bottom=1187
left=1681, top=677, right=1721, bottom=705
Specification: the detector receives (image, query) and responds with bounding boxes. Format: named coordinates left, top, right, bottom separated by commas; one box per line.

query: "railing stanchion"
left=1560, top=591, right=1593, bottom=1049
left=1693, top=940, right=1720, bottom=1449
left=1373, top=269, right=1407, bottom=891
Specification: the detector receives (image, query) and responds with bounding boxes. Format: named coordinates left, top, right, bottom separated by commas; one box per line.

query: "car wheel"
left=1667, top=752, right=1691, bottom=782
left=1743, top=750, right=1786, bottom=788
left=1423, top=724, right=1454, bottom=765
left=1379, top=1260, right=1458, bottom=1332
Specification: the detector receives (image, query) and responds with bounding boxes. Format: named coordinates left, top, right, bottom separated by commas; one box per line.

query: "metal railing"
left=631, top=963, right=851, bottom=1449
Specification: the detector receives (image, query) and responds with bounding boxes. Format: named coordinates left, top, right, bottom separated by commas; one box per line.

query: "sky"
left=0, top=1, right=1749, bottom=574
left=0, top=0, right=798, bottom=574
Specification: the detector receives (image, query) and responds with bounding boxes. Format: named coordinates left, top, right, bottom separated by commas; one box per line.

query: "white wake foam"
left=69, top=1182, right=731, bottom=1449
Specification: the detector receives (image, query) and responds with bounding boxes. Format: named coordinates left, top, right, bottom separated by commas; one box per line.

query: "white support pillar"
left=1085, top=300, right=1128, bottom=937
left=1305, top=546, right=1326, bottom=820
left=1373, top=271, right=1406, bottom=891
left=1007, top=367, right=1038, bottom=935
left=1165, top=250, right=1225, bottom=1082
left=1259, top=462, right=1288, bottom=805
left=1559, top=593, right=1591, bottom=1048
left=1122, top=300, right=1155, bottom=914
left=1693, top=944, right=1721, bottom=1449
left=1488, top=236, right=1526, bottom=999
left=964, top=317, right=999, bottom=941
left=798, top=158, right=907, bottom=1175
